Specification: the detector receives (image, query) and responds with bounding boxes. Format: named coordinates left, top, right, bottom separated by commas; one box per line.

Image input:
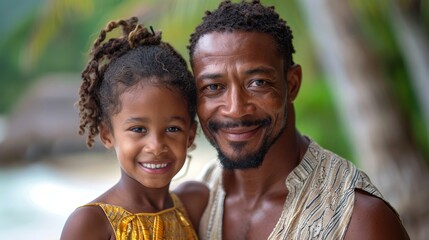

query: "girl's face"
left=100, top=83, right=196, bottom=189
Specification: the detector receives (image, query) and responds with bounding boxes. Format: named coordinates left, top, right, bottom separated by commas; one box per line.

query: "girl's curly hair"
left=78, top=16, right=196, bottom=147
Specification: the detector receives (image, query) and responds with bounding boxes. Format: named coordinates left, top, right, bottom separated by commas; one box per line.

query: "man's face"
left=192, top=31, right=289, bottom=169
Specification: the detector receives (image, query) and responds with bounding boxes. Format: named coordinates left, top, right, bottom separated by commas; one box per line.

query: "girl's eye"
left=166, top=126, right=181, bottom=132
left=130, top=127, right=146, bottom=133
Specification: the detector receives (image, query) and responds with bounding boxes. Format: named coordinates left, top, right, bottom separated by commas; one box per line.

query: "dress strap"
left=169, top=193, right=197, bottom=239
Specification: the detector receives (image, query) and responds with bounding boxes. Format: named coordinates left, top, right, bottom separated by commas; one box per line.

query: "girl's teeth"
left=142, top=163, right=168, bottom=169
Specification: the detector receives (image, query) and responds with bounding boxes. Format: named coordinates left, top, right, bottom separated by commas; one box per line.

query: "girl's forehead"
left=120, top=84, right=185, bottom=106
left=114, top=85, right=190, bottom=124
left=117, top=76, right=166, bottom=92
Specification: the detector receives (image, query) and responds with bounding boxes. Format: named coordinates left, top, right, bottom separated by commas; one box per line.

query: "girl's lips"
left=138, top=161, right=172, bottom=173
left=141, top=163, right=168, bottom=169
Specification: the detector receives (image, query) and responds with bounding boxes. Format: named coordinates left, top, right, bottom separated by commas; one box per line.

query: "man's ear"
left=286, top=64, right=302, bottom=102
left=99, top=122, right=114, bottom=149
left=187, top=121, right=198, bottom=150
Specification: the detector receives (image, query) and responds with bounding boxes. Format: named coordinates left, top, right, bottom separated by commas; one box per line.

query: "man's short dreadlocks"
left=188, top=0, right=295, bottom=67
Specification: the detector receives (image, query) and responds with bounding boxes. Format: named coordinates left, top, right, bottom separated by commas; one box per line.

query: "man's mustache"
left=208, top=118, right=272, bottom=132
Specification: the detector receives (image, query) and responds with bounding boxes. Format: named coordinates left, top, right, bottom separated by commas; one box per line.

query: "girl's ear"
left=99, top=122, right=114, bottom=149
left=286, top=64, right=302, bottom=102
left=187, top=122, right=198, bottom=149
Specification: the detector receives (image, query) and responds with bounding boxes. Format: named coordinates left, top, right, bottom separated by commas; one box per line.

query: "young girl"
left=60, top=17, right=208, bottom=240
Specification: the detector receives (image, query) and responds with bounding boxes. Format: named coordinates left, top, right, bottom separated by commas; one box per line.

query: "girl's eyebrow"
left=125, top=117, right=148, bottom=124
left=125, top=116, right=187, bottom=124
left=170, top=116, right=187, bottom=124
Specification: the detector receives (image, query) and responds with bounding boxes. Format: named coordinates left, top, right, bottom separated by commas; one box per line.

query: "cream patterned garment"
left=198, top=140, right=391, bottom=240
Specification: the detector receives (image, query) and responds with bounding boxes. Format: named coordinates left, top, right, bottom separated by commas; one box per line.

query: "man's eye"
left=251, top=79, right=267, bottom=87
left=130, top=127, right=146, bottom=133
left=166, top=127, right=181, bottom=132
left=206, top=84, right=221, bottom=91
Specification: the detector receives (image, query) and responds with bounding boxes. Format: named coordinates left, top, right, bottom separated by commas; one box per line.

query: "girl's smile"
left=100, top=84, right=196, bottom=189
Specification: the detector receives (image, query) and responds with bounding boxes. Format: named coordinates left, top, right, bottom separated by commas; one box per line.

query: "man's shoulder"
left=303, top=139, right=383, bottom=199
left=345, top=190, right=410, bottom=239
left=304, top=139, right=359, bottom=179
left=305, top=140, right=366, bottom=177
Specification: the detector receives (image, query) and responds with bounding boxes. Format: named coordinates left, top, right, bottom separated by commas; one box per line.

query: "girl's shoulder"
left=173, top=180, right=209, bottom=230
left=60, top=202, right=113, bottom=240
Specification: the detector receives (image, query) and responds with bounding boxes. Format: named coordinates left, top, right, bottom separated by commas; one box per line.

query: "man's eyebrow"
left=244, top=67, right=276, bottom=75
left=196, top=73, right=222, bottom=81
left=196, top=67, right=275, bottom=81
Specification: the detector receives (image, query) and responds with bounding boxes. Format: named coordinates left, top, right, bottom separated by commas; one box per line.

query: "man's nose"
left=220, top=85, right=254, bottom=118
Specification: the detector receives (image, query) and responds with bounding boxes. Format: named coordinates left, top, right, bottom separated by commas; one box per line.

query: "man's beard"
left=207, top=117, right=286, bottom=169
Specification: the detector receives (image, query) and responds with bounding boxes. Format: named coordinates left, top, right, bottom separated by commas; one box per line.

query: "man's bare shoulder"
left=60, top=204, right=112, bottom=240
left=345, top=189, right=410, bottom=240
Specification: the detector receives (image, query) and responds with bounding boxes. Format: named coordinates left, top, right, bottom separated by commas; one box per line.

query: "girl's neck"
left=109, top=172, right=173, bottom=213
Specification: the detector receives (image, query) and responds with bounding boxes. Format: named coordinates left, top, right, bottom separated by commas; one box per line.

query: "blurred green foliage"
left=0, top=0, right=427, bottom=162
left=349, top=0, right=429, bottom=159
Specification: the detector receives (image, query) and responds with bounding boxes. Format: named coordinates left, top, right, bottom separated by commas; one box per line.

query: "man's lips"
left=208, top=118, right=272, bottom=142
left=208, top=118, right=272, bottom=132
left=218, top=125, right=261, bottom=141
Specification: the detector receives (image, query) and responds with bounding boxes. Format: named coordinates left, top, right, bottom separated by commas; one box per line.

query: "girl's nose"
left=142, top=135, right=168, bottom=156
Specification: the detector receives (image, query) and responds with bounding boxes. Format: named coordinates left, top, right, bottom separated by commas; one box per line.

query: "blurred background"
left=0, top=0, right=428, bottom=239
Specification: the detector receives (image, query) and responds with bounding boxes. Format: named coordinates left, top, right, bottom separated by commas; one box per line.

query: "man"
left=188, top=1, right=409, bottom=239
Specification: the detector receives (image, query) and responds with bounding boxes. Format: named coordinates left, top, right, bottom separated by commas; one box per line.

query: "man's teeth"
left=142, top=163, right=168, bottom=169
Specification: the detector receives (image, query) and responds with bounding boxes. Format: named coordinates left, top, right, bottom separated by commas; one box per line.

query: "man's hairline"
left=191, top=29, right=287, bottom=66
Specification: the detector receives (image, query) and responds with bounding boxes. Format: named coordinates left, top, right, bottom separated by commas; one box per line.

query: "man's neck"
left=223, top=129, right=309, bottom=201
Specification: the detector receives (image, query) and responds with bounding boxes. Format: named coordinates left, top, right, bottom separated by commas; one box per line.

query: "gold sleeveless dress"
left=83, top=193, right=198, bottom=240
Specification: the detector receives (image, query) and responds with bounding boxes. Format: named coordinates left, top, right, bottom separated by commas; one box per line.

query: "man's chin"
left=217, top=150, right=265, bottom=169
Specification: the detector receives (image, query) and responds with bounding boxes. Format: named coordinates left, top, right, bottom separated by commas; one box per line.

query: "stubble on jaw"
left=214, top=120, right=287, bottom=170
left=205, top=105, right=289, bottom=169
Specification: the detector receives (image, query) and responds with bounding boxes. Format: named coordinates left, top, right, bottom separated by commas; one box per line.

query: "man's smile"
left=219, top=125, right=262, bottom=142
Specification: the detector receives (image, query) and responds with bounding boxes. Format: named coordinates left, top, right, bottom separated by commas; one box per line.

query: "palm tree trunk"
left=298, top=0, right=429, bottom=239
left=389, top=0, right=429, bottom=145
